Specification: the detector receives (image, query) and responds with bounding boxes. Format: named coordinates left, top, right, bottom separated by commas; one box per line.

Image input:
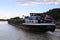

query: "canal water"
left=0, top=21, right=60, bottom=40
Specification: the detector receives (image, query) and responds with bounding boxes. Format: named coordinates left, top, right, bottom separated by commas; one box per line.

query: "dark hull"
left=8, top=21, right=56, bottom=32
left=22, top=25, right=56, bottom=32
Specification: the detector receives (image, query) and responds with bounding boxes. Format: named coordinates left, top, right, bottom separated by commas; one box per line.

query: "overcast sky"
left=0, top=0, right=60, bottom=19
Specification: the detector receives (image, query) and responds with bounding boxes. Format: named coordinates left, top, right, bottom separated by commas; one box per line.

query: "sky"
left=0, top=0, right=60, bottom=19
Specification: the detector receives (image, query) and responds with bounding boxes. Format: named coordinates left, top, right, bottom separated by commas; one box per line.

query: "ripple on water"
left=0, top=21, right=60, bottom=40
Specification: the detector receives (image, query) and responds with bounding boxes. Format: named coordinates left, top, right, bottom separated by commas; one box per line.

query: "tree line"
left=46, top=8, right=60, bottom=21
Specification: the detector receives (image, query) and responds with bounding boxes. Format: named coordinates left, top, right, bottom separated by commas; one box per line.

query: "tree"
left=46, top=8, right=60, bottom=21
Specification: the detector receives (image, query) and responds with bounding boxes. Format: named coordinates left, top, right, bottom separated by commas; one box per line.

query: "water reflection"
left=0, top=21, right=60, bottom=40
left=20, top=31, right=51, bottom=40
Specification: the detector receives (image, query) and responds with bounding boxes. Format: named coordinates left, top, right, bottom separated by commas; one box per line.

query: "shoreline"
left=56, top=25, right=60, bottom=29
